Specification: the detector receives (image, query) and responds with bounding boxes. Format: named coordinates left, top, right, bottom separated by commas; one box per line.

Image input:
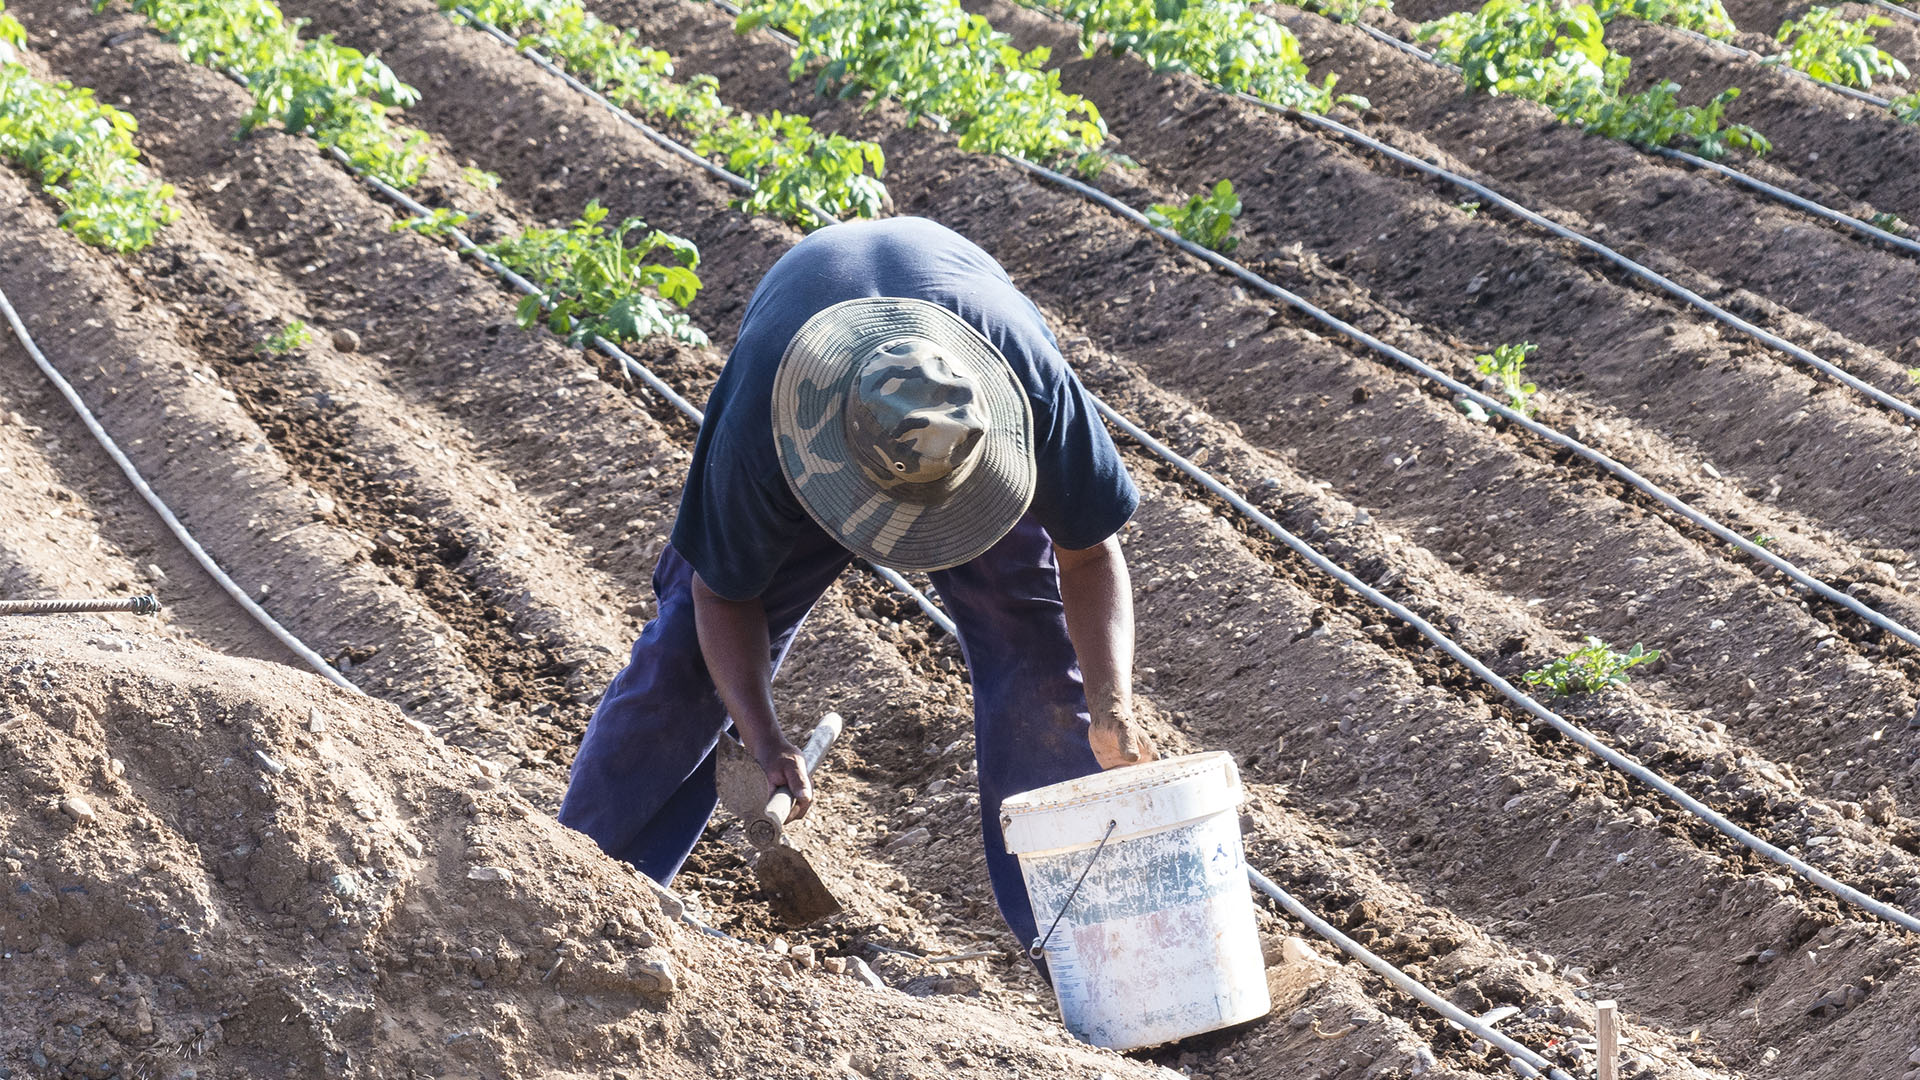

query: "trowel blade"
left=714, top=732, right=769, bottom=821
left=756, top=842, right=843, bottom=927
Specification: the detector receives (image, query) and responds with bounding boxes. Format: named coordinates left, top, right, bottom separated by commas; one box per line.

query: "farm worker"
left=558, top=216, right=1159, bottom=951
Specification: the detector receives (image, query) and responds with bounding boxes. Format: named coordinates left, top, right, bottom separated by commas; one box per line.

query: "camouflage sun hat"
left=772, top=297, right=1037, bottom=572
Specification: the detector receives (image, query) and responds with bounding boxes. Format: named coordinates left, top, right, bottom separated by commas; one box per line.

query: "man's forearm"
left=1056, top=535, right=1134, bottom=713
left=690, top=574, right=783, bottom=753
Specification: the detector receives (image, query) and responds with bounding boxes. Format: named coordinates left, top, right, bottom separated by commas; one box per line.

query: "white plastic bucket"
left=1000, top=751, right=1270, bottom=1050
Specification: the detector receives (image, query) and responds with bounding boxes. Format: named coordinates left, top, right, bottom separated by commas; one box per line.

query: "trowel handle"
left=750, top=712, right=843, bottom=848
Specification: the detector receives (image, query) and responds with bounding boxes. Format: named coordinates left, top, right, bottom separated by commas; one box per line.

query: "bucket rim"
left=1000, top=750, right=1239, bottom=820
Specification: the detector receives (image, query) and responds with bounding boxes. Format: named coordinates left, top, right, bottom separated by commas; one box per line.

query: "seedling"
left=1869, top=211, right=1911, bottom=235
left=1769, top=7, right=1908, bottom=89
left=483, top=201, right=707, bottom=347
left=461, top=166, right=501, bottom=191
left=1907, top=367, right=1920, bottom=385
left=1147, top=179, right=1243, bottom=253
left=260, top=320, right=314, bottom=355
left=1523, top=637, right=1659, bottom=695
left=389, top=207, right=470, bottom=236
left=1474, top=342, right=1538, bottom=415
left=1458, top=199, right=1482, bottom=216
left=1750, top=531, right=1774, bottom=547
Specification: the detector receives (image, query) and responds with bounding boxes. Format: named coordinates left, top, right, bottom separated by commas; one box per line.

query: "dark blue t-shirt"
left=670, top=218, right=1138, bottom=601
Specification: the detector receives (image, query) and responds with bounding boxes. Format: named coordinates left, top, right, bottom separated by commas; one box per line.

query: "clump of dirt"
left=0, top=618, right=1172, bottom=1080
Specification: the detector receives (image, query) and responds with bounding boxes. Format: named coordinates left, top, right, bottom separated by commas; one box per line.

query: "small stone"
left=637, top=956, right=676, bottom=994
left=86, top=636, right=131, bottom=653
left=331, top=328, right=361, bottom=353
left=926, top=779, right=950, bottom=796
left=307, top=708, right=328, bottom=733
left=313, top=493, right=336, bottom=516
left=885, top=826, right=931, bottom=851
left=1279, top=937, right=1322, bottom=967
left=254, top=749, right=287, bottom=775
left=791, top=945, right=815, bottom=968
left=395, top=831, right=424, bottom=858
left=467, top=866, right=514, bottom=884
left=823, top=956, right=847, bottom=975
left=844, top=956, right=886, bottom=990
left=1144, top=575, right=1169, bottom=593
left=60, top=796, right=96, bottom=825
left=771, top=937, right=789, bottom=956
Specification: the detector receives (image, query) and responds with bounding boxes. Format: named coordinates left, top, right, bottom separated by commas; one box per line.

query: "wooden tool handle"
left=748, top=712, right=843, bottom=848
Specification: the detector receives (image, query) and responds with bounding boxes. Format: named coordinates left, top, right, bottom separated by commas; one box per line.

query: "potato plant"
left=448, top=0, right=889, bottom=226
left=258, top=320, right=314, bottom=355
left=1473, top=342, right=1537, bottom=414
left=1523, top=637, right=1659, bottom=695
left=1419, top=0, right=1768, bottom=159
left=482, top=201, right=708, bottom=348
left=738, top=0, right=1118, bottom=175
left=0, top=7, right=177, bottom=253
left=111, top=0, right=431, bottom=187
left=1769, top=7, right=1909, bottom=89
left=1146, top=179, right=1242, bottom=252
left=1027, top=0, right=1362, bottom=113
left=1596, top=0, right=1735, bottom=39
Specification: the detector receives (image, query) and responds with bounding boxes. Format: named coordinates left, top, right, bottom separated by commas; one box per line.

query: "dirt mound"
left=0, top=618, right=1173, bottom=1080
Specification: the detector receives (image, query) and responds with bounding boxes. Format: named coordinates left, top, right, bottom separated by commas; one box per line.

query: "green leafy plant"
left=1419, top=0, right=1767, bottom=159
left=0, top=17, right=178, bottom=253
left=389, top=207, right=470, bottom=235
left=1025, top=0, right=1363, bottom=113
left=1474, top=342, right=1538, bottom=414
left=1749, top=531, right=1774, bottom=547
left=1146, top=179, right=1242, bottom=252
left=449, top=0, right=888, bottom=225
left=1868, top=210, right=1910, bottom=234
left=1458, top=199, right=1482, bottom=215
left=482, top=201, right=707, bottom=347
left=1769, top=7, right=1908, bottom=88
left=1596, top=0, right=1735, bottom=38
left=737, top=0, right=1118, bottom=175
left=1298, top=0, right=1392, bottom=24
left=259, top=320, right=314, bottom=354
left=1523, top=636, right=1659, bottom=695
left=109, top=0, right=431, bottom=188
left=461, top=166, right=501, bottom=190
left=1907, top=367, right=1920, bottom=385
left=1895, top=90, right=1920, bottom=123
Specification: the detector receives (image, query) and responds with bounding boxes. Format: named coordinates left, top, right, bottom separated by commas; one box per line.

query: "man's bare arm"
left=691, top=572, right=812, bottom=819
left=1055, top=534, right=1158, bottom=768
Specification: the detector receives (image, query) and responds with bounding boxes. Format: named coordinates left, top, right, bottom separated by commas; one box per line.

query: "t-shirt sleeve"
left=1029, top=360, right=1139, bottom=551
left=669, top=420, right=807, bottom=602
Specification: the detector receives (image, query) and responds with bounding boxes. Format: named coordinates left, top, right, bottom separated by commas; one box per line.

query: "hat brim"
left=772, top=297, right=1036, bottom=573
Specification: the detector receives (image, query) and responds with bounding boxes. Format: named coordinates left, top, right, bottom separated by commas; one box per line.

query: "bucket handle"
left=1028, top=819, right=1118, bottom=961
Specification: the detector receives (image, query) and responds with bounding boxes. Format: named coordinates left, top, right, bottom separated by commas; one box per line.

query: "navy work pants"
left=558, top=514, right=1104, bottom=951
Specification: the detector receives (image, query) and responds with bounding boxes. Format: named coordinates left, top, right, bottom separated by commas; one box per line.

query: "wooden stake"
left=1596, top=999, right=1619, bottom=1080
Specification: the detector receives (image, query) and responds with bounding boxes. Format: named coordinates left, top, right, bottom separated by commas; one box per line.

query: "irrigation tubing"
left=1268, top=107, right=1920, bottom=412
left=327, top=149, right=960, bottom=638
left=1871, top=0, right=1920, bottom=23
left=1010, top=155, right=1920, bottom=651
left=507, top=0, right=1920, bottom=933
left=1247, top=868, right=1576, bottom=1080
left=0, top=285, right=361, bottom=694
left=1097, top=397, right=1920, bottom=936
left=1347, top=23, right=1920, bottom=259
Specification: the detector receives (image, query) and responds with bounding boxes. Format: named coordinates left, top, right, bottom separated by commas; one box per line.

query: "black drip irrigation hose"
left=1012, top=154, right=1920, bottom=651
left=1347, top=21, right=1920, bottom=259
left=1872, top=0, right=1920, bottom=23
left=0, top=286, right=361, bottom=693
left=701, top=0, right=1920, bottom=930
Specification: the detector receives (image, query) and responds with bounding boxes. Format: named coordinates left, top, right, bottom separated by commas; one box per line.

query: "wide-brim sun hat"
left=772, top=296, right=1036, bottom=572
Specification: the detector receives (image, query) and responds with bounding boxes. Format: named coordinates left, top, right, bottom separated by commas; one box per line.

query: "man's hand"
left=1089, top=700, right=1158, bottom=769
left=755, top=737, right=814, bottom=822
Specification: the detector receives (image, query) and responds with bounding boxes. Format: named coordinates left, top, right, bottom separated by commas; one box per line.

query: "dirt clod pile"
left=0, top=619, right=1169, bottom=1080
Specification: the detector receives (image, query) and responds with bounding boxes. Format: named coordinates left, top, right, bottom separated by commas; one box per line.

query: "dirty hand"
left=757, top=738, right=813, bottom=822
left=1089, top=702, right=1158, bottom=770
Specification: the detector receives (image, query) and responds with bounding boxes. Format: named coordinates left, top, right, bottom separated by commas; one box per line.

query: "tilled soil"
left=3, top=0, right=1919, bottom=1077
